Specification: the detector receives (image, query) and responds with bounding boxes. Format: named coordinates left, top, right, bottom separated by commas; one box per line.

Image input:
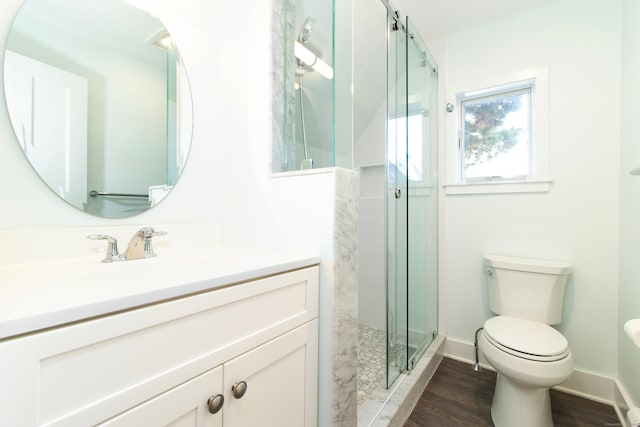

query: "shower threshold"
left=357, top=334, right=445, bottom=427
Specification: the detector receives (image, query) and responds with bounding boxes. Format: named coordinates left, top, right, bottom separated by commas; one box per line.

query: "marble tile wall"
left=332, top=167, right=359, bottom=426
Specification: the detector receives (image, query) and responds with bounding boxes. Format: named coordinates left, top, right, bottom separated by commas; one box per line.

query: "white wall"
left=436, top=0, right=621, bottom=377
left=353, top=0, right=387, bottom=331
left=357, top=165, right=385, bottom=330
left=619, top=0, right=640, bottom=408
left=1, top=0, right=344, bottom=422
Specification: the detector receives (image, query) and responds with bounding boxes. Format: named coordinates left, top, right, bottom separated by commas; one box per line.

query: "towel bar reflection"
left=89, top=190, right=149, bottom=199
left=629, top=167, right=640, bottom=175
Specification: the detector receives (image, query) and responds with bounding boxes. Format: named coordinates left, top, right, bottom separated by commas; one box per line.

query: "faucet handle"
left=141, top=227, right=167, bottom=258
left=145, top=228, right=167, bottom=238
left=87, top=234, right=121, bottom=263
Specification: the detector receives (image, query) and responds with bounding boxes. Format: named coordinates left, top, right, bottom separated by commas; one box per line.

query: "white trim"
left=270, top=166, right=336, bottom=179
left=615, top=378, right=639, bottom=427
left=444, top=337, right=620, bottom=407
left=460, top=79, right=534, bottom=99
left=445, top=66, right=550, bottom=189
left=556, top=370, right=616, bottom=406
left=444, top=178, right=553, bottom=195
left=359, top=163, right=385, bottom=169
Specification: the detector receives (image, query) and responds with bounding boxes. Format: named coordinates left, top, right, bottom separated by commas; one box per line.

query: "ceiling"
left=394, top=0, right=558, bottom=41
left=353, top=0, right=559, bottom=142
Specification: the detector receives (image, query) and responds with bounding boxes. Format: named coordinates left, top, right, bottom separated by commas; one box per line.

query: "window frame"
left=459, top=83, right=533, bottom=183
left=444, top=67, right=552, bottom=195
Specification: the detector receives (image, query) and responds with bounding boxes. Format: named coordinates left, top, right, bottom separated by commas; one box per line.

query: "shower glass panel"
left=273, top=0, right=335, bottom=173
left=385, top=12, right=438, bottom=389
left=386, top=11, right=409, bottom=388
left=406, top=17, right=438, bottom=367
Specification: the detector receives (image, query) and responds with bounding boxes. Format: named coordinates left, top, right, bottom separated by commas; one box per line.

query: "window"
left=388, top=112, right=424, bottom=183
left=460, top=85, right=531, bottom=182
left=444, top=67, right=551, bottom=195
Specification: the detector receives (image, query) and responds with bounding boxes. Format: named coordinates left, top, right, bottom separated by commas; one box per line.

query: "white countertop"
left=0, top=248, right=319, bottom=340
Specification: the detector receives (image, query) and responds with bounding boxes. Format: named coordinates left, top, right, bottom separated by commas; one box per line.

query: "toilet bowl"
left=479, top=255, right=573, bottom=427
left=479, top=317, right=573, bottom=427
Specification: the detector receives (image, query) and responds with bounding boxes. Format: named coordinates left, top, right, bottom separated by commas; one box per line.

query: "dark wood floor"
left=405, top=358, right=620, bottom=427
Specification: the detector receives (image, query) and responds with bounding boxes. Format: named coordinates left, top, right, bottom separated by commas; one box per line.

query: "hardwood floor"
left=405, top=358, right=620, bottom=427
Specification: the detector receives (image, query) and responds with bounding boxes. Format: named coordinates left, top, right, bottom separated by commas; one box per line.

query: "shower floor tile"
left=357, top=324, right=386, bottom=406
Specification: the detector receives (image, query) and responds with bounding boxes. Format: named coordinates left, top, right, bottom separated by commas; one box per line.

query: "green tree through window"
left=463, top=91, right=526, bottom=168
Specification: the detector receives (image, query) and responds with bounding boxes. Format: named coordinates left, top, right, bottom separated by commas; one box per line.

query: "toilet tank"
left=484, top=254, right=572, bottom=325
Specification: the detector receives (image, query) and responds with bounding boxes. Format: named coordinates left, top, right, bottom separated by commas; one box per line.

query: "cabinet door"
left=223, top=319, right=318, bottom=427
left=98, top=366, right=223, bottom=427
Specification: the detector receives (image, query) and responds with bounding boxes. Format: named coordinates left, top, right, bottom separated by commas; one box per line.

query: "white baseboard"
left=444, top=338, right=618, bottom=405
left=615, top=378, right=640, bottom=427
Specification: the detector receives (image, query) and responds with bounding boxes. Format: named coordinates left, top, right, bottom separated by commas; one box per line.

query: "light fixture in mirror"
left=3, top=0, right=193, bottom=218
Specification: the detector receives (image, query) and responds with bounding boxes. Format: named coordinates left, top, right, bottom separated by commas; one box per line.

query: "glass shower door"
left=386, top=10, right=409, bottom=388
left=386, top=13, right=439, bottom=387
left=406, top=17, right=438, bottom=367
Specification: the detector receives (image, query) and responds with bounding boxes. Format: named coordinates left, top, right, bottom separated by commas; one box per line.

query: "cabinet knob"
left=232, top=380, right=248, bottom=399
left=207, top=394, right=224, bottom=414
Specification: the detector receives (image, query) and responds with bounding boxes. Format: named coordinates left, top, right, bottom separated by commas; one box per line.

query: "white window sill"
left=443, top=178, right=553, bottom=195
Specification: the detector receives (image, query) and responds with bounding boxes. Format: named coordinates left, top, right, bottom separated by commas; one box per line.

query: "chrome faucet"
left=123, top=227, right=166, bottom=260
left=88, top=227, right=166, bottom=263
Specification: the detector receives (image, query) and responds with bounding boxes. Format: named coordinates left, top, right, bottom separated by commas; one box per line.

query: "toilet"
left=478, top=254, right=574, bottom=427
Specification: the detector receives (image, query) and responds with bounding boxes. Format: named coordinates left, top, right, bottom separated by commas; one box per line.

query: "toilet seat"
left=483, top=316, right=570, bottom=362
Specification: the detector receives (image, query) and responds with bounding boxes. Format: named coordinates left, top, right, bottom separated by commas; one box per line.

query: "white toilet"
left=478, top=254, right=574, bottom=427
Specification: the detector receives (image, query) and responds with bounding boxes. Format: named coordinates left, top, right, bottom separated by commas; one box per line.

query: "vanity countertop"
left=0, top=248, right=319, bottom=340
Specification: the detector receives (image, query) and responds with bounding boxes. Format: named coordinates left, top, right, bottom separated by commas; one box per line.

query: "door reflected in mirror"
left=3, top=0, right=193, bottom=218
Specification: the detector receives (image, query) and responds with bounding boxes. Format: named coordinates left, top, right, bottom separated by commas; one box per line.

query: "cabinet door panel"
left=98, top=366, right=223, bottom=427
left=224, top=320, right=318, bottom=427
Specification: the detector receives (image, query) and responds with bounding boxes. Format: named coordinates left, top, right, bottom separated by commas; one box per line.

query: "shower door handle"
left=395, top=188, right=402, bottom=199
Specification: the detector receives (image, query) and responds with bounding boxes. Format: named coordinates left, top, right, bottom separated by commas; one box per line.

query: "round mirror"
left=3, top=0, right=193, bottom=218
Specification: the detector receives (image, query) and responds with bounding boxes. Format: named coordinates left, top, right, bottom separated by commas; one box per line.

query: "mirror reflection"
left=3, top=0, right=193, bottom=218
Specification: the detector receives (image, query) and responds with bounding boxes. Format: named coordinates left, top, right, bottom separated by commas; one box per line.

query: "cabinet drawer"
left=0, top=266, right=318, bottom=427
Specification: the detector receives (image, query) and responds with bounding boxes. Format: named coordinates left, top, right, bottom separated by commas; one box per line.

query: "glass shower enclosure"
left=386, top=13, right=438, bottom=387
left=272, top=0, right=336, bottom=173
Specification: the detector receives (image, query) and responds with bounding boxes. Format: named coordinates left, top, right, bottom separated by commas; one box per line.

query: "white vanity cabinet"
left=99, top=365, right=225, bottom=427
left=0, top=265, right=319, bottom=427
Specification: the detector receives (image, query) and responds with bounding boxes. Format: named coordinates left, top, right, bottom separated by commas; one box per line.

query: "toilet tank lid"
left=484, top=254, right=572, bottom=275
